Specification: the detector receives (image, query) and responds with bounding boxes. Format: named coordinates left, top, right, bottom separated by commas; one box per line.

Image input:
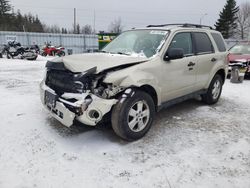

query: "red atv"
left=41, top=43, right=65, bottom=57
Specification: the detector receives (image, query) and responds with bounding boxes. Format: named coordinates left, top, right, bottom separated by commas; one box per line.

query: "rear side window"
left=193, top=32, right=214, bottom=54
left=211, top=33, right=226, bottom=52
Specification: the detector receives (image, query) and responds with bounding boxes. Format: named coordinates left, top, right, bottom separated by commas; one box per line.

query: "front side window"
left=193, top=32, right=214, bottom=54
left=103, top=30, right=169, bottom=58
left=168, top=32, right=193, bottom=56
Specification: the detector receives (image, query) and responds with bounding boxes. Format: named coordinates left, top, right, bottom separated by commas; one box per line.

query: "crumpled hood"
left=54, top=53, right=149, bottom=73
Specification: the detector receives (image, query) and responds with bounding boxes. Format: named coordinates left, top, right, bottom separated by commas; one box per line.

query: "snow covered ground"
left=0, top=57, right=250, bottom=188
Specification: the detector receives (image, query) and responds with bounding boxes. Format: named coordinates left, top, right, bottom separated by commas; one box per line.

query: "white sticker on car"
left=150, top=31, right=168, bottom=35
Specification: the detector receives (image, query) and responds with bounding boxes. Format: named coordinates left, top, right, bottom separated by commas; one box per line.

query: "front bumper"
left=40, top=80, right=118, bottom=127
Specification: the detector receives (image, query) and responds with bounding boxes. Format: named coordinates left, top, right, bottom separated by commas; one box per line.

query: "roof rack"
left=146, top=23, right=214, bottom=30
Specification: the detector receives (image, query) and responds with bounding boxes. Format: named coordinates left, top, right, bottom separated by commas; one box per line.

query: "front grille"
left=45, top=70, right=84, bottom=95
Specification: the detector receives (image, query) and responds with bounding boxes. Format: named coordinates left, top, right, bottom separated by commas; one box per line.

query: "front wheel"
left=111, top=90, right=155, bottom=141
left=201, top=74, right=223, bottom=104
left=26, top=55, right=38, bottom=61
left=6, top=53, right=11, bottom=59
left=41, top=52, right=47, bottom=56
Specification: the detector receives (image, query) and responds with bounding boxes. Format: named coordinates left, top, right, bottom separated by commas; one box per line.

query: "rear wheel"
left=59, top=51, right=65, bottom=56
left=201, top=74, right=223, bottom=104
left=111, top=90, right=155, bottom=141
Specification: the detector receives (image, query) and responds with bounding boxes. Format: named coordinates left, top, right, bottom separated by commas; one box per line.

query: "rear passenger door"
left=192, top=32, right=219, bottom=89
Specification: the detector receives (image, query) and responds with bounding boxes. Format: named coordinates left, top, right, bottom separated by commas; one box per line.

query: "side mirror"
left=164, top=48, right=184, bottom=61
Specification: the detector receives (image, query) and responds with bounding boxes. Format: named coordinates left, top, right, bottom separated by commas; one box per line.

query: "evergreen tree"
left=0, top=0, right=11, bottom=15
left=33, top=15, right=44, bottom=32
left=0, top=0, right=12, bottom=30
left=61, top=28, right=68, bottom=34
left=76, top=23, right=80, bottom=34
left=215, top=0, right=239, bottom=39
left=0, top=1, right=44, bottom=32
left=0, top=0, right=93, bottom=34
left=15, top=10, right=24, bottom=31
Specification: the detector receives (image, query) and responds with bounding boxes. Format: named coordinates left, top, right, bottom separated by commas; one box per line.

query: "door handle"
left=187, top=62, right=196, bottom=67
left=211, top=58, right=217, bottom=62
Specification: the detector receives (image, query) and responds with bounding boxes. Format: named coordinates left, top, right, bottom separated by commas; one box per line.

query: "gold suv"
left=40, top=23, right=228, bottom=141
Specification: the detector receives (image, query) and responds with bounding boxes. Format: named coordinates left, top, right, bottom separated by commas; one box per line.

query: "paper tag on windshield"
left=150, top=31, right=168, bottom=35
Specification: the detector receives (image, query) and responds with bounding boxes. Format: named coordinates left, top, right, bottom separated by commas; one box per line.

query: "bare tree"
left=82, top=24, right=93, bottom=34
left=108, top=18, right=123, bottom=33
left=43, top=24, right=61, bottom=33
left=236, top=2, right=250, bottom=39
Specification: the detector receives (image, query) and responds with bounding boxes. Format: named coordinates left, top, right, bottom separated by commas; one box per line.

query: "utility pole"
left=93, top=9, right=96, bottom=34
left=74, top=8, right=76, bottom=34
left=199, top=13, right=208, bottom=25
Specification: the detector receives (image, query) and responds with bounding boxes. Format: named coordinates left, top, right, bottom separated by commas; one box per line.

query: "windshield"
left=229, top=44, right=250, bottom=54
left=102, top=30, right=169, bottom=58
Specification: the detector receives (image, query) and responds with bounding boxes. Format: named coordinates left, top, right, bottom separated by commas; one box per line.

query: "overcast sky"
left=9, top=0, right=247, bottom=32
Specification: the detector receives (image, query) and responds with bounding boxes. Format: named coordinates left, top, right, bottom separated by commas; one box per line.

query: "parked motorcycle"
left=41, top=43, right=65, bottom=57
left=30, top=44, right=40, bottom=54
left=1, top=41, right=38, bottom=60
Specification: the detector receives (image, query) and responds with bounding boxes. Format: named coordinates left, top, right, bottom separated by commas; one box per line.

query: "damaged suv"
left=40, top=24, right=228, bottom=141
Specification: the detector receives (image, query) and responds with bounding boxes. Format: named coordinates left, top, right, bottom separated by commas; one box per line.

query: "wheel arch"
left=139, top=84, right=158, bottom=110
left=206, top=68, right=226, bottom=88
left=216, top=69, right=226, bottom=84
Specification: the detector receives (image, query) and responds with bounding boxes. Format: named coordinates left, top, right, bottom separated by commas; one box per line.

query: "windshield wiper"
left=100, top=50, right=130, bottom=56
left=99, top=50, right=108, bottom=53
left=116, top=51, right=130, bottom=56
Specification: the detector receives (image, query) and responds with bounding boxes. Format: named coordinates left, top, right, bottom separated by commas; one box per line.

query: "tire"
left=26, top=56, right=38, bottom=61
left=111, top=90, right=155, bottom=141
left=201, top=74, right=223, bottom=105
left=41, top=52, right=47, bottom=57
left=59, top=51, right=65, bottom=56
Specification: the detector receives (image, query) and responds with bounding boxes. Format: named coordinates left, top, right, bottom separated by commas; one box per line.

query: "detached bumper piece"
left=40, top=81, right=117, bottom=127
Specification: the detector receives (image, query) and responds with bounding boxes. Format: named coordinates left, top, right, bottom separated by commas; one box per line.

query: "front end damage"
left=40, top=60, right=139, bottom=127
left=40, top=81, right=117, bottom=127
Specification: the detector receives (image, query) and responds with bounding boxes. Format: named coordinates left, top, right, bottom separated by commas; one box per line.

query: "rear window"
left=211, top=33, right=226, bottom=52
left=193, top=32, right=214, bottom=54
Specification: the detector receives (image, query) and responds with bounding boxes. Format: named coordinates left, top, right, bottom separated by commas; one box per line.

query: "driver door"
left=160, top=32, right=197, bottom=102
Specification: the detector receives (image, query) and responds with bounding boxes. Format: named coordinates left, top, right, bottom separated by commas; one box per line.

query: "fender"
left=104, top=69, right=162, bottom=105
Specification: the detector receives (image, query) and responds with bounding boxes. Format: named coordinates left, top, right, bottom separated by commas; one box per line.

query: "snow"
left=0, top=57, right=250, bottom=188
